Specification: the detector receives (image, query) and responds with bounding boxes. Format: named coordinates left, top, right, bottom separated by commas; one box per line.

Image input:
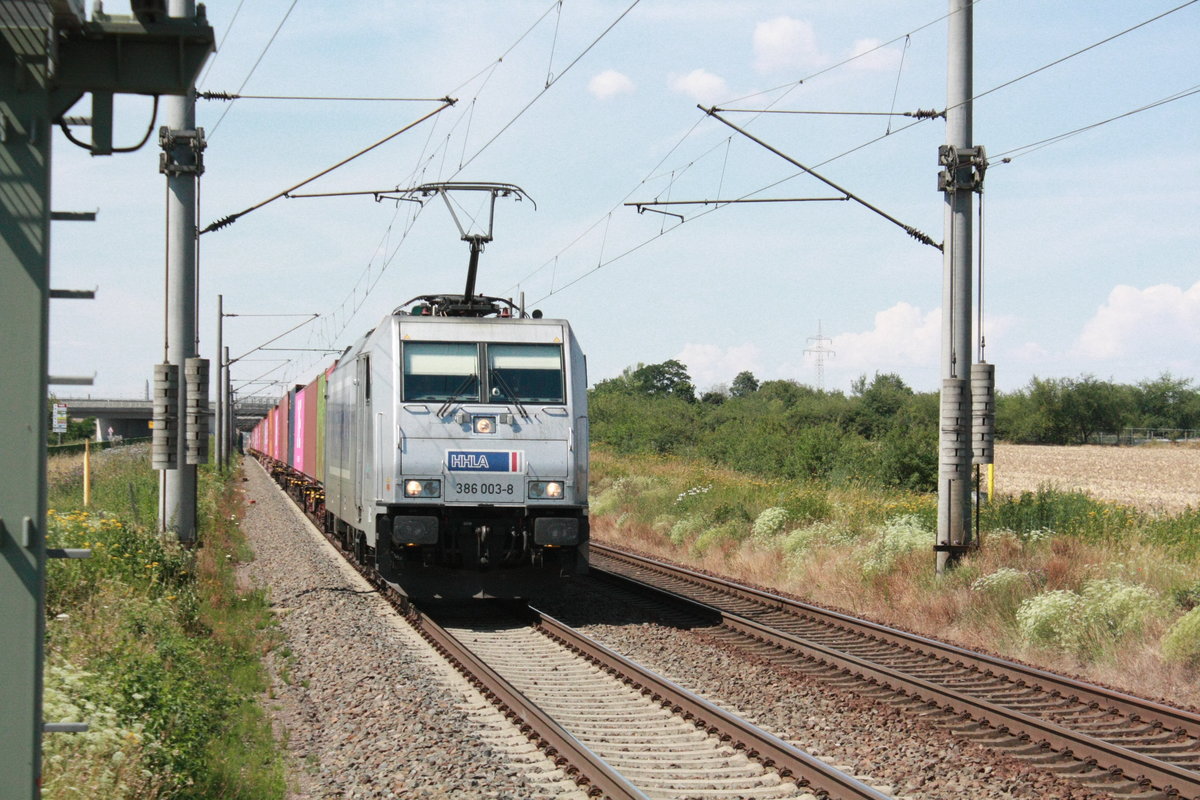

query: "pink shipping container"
left=292, top=378, right=320, bottom=481
left=276, top=395, right=289, bottom=462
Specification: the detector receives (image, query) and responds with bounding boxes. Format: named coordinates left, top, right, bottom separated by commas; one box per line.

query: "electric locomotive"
left=322, top=292, right=589, bottom=598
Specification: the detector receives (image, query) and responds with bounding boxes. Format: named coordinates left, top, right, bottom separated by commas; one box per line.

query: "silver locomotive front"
left=325, top=308, right=589, bottom=598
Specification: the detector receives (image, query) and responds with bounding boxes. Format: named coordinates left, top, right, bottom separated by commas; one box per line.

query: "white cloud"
left=588, top=69, right=634, bottom=100
left=676, top=343, right=762, bottom=389
left=833, top=302, right=941, bottom=369
left=1074, top=281, right=1200, bottom=360
left=667, top=68, right=729, bottom=104
left=848, top=38, right=902, bottom=72
left=752, top=16, right=822, bottom=74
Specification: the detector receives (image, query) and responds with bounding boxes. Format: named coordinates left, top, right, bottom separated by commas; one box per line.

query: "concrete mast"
left=936, top=0, right=977, bottom=574
left=158, top=0, right=204, bottom=542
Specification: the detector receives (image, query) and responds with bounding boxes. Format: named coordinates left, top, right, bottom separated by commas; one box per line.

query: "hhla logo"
left=447, top=451, right=523, bottom=472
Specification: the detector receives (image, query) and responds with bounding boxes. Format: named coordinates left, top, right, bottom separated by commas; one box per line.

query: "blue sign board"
left=447, top=450, right=524, bottom=473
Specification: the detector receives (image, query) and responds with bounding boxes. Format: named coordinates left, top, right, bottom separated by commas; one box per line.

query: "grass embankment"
left=43, top=446, right=285, bottom=799
left=590, top=446, right=1200, bottom=707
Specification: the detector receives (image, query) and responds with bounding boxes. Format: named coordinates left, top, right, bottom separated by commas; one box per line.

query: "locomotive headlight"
left=473, top=415, right=496, bottom=434
left=528, top=480, right=564, bottom=499
left=404, top=479, right=441, bottom=498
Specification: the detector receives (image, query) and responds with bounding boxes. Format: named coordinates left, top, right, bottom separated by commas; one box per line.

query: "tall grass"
left=43, top=448, right=285, bottom=799
left=590, top=446, right=1200, bottom=707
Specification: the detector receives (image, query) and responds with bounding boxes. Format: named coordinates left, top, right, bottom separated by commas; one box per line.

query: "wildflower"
left=971, top=567, right=1028, bottom=593
left=751, top=507, right=790, bottom=541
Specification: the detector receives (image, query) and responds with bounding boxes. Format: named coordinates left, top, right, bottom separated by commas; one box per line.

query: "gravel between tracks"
left=237, top=459, right=585, bottom=800
left=535, top=581, right=1124, bottom=800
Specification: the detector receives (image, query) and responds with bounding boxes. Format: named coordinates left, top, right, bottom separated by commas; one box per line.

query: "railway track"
left=276, top=469, right=892, bottom=799
left=590, top=543, right=1200, bottom=800
left=422, top=603, right=894, bottom=800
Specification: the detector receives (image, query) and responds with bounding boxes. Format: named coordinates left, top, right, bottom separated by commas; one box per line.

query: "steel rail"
left=404, top=606, right=650, bottom=800
left=594, top=543, right=1200, bottom=737
left=532, top=610, right=892, bottom=800
left=592, top=543, right=1200, bottom=800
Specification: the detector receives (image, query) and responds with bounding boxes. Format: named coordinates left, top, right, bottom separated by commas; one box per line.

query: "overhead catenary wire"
left=454, top=0, right=641, bottom=175
left=945, top=0, right=1199, bottom=117
left=506, top=1, right=967, bottom=299
left=993, top=83, right=1200, bottom=163
left=207, top=0, right=300, bottom=138
left=886, top=35, right=913, bottom=134
left=196, top=0, right=247, bottom=88
left=517, top=2, right=1195, bottom=306
left=716, top=0, right=983, bottom=109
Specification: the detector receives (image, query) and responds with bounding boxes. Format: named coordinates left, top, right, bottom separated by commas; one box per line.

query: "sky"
left=47, top=0, right=1200, bottom=402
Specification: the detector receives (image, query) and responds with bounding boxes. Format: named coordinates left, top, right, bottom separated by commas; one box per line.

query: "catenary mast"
left=937, top=0, right=988, bottom=573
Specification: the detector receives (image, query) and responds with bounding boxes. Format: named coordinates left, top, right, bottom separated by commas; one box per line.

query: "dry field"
left=994, top=442, right=1200, bottom=514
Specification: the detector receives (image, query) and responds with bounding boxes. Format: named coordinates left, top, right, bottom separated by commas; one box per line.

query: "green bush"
left=1161, top=607, right=1200, bottom=666
left=1143, top=508, right=1200, bottom=559
left=1016, top=589, right=1083, bottom=647
left=860, top=515, right=931, bottom=577
left=983, top=486, right=1140, bottom=541
left=692, top=521, right=746, bottom=556
left=669, top=514, right=710, bottom=545
left=778, top=489, right=833, bottom=525
left=1079, top=578, right=1167, bottom=639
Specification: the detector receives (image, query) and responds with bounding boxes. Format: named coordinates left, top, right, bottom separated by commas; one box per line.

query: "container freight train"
left=249, top=293, right=589, bottom=599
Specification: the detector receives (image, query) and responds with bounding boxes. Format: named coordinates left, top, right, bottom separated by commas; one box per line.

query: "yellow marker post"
left=986, top=463, right=994, bottom=503
left=83, top=439, right=91, bottom=507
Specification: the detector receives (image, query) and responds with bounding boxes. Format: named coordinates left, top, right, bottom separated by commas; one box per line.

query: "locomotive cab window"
left=487, top=344, right=564, bottom=404
left=402, top=342, right=480, bottom=402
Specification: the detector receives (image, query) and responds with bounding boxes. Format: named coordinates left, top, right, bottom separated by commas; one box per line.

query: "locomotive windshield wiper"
left=437, top=374, right=478, bottom=417
left=489, top=369, right=528, bottom=420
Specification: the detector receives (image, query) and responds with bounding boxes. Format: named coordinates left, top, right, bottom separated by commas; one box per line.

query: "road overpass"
left=56, top=396, right=276, bottom=441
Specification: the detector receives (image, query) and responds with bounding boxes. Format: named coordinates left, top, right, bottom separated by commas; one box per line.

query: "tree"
left=1061, top=375, right=1127, bottom=443
left=1136, top=374, right=1198, bottom=431
left=730, top=370, right=759, bottom=398
left=850, top=372, right=914, bottom=438
left=629, top=360, right=696, bottom=403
